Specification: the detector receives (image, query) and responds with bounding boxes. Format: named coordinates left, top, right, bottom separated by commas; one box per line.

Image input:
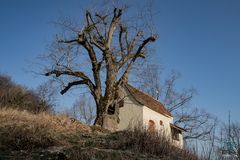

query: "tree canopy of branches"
left=44, top=7, right=156, bottom=129
left=135, top=64, right=217, bottom=140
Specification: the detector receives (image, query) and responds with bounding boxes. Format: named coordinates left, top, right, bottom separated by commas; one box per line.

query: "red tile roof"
left=125, top=84, right=172, bottom=117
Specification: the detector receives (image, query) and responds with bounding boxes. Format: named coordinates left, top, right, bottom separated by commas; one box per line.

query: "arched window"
left=160, top=120, right=164, bottom=126
left=148, top=120, right=155, bottom=132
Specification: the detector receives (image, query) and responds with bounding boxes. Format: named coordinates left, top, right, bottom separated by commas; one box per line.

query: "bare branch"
left=168, top=93, right=193, bottom=112
left=86, top=11, right=102, bottom=36
left=76, top=33, right=102, bottom=93
left=61, top=80, right=86, bottom=95
left=135, top=35, right=156, bottom=56
left=129, top=31, right=143, bottom=53
left=58, top=39, right=78, bottom=44
left=106, top=8, right=122, bottom=49
left=45, top=70, right=96, bottom=94
left=125, top=29, right=130, bottom=50
left=118, top=35, right=156, bottom=84
left=85, top=11, right=105, bottom=51
left=119, top=24, right=124, bottom=53
left=45, top=70, right=88, bottom=79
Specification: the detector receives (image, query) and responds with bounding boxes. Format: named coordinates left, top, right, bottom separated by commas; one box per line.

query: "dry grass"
left=0, top=108, right=199, bottom=159
left=62, top=127, right=199, bottom=160
left=107, top=127, right=199, bottom=160
left=0, top=108, right=90, bottom=151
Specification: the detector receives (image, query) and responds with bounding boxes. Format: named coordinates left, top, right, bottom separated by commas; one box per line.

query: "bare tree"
left=44, top=6, right=156, bottom=130
left=136, top=66, right=195, bottom=111
left=35, top=80, right=57, bottom=112
left=135, top=64, right=217, bottom=140
left=199, top=125, right=219, bottom=160
left=219, top=122, right=240, bottom=159
left=229, top=123, right=240, bottom=158
left=67, top=94, right=96, bottom=125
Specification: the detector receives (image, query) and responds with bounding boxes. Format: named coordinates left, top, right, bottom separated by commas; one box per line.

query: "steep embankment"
left=0, top=108, right=198, bottom=160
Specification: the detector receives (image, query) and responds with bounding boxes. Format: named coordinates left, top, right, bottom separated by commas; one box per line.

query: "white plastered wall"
left=142, top=106, right=173, bottom=135
left=117, top=87, right=184, bottom=148
left=143, top=106, right=184, bottom=148
left=117, top=88, right=143, bottom=131
left=172, top=134, right=184, bottom=148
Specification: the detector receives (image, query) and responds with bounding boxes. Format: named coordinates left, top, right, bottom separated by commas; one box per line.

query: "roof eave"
left=170, top=123, right=186, bottom=132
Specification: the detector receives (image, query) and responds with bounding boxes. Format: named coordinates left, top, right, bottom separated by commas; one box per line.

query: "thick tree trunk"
left=94, top=111, right=119, bottom=131
left=94, top=111, right=104, bottom=126
left=94, top=97, right=120, bottom=131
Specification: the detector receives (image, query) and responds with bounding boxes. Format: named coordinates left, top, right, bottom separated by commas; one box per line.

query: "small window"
left=148, top=120, right=156, bottom=132
left=160, top=120, right=164, bottom=126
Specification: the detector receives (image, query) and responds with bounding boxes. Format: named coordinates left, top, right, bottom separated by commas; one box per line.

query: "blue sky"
left=0, top=0, right=240, bottom=122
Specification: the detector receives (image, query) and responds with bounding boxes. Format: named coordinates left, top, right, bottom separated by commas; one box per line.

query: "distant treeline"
left=0, top=74, right=53, bottom=113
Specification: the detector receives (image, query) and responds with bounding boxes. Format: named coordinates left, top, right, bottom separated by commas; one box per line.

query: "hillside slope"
left=0, top=108, right=198, bottom=160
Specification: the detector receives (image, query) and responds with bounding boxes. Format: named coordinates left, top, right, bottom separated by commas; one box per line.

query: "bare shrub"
left=35, top=80, right=57, bottom=113
left=107, top=126, right=199, bottom=160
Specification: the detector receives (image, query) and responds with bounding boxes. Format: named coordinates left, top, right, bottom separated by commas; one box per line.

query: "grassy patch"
left=0, top=108, right=90, bottom=151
